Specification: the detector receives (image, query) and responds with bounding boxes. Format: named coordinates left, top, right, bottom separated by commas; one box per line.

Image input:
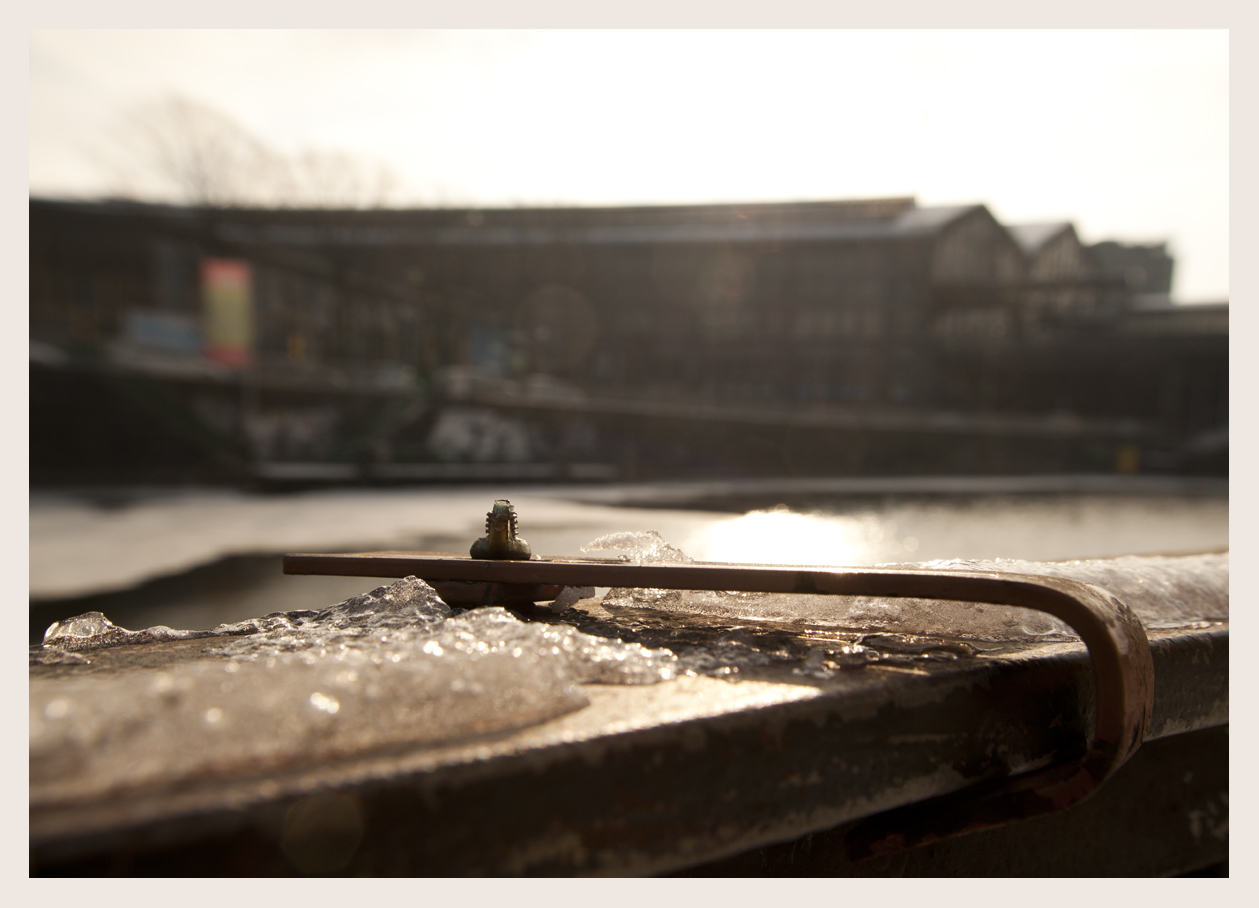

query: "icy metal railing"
left=283, top=547, right=1170, bottom=854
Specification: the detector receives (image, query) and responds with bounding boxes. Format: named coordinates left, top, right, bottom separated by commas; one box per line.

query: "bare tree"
left=285, top=148, right=400, bottom=209
left=98, top=95, right=400, bottom=209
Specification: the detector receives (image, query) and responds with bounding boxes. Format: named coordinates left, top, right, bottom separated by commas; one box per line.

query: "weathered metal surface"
left=676, top=724, right=1229, bottom=877
left=284, top=550, right=1154, bottom=852
left=31, top=539, right=1228, bottom=876
left=30, top=608, right=1222, bottom=876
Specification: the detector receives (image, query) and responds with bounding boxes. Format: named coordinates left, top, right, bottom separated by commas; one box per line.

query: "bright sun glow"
left=687, top=509, right=895, bottom=567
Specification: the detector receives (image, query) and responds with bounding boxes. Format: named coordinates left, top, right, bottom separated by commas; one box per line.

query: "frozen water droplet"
left=43, top=611, right=118, bottom=645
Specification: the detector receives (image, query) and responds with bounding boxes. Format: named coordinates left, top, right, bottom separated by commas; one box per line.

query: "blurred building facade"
left=29, top=197, right=1227, bottom=483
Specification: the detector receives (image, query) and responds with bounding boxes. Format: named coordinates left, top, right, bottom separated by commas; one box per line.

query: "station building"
left=28, top=197, right=1226, bottom=480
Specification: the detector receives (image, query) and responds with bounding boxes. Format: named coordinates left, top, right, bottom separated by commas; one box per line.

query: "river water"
left=29, top=477, right=1228, bottom=643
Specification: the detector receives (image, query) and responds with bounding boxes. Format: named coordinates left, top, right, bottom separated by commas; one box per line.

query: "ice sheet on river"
left=32, top=577, right=677, bottom=802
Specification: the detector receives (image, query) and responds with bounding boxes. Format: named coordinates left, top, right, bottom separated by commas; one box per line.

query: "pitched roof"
left=1007, top=223, right=1073, bottom=255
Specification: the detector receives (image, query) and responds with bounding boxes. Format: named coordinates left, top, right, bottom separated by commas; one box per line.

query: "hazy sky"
left=29, top=29, right=1229, bottom=301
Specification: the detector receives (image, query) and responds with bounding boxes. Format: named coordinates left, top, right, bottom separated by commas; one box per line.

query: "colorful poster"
left=201, top=259, right=253, bottom=368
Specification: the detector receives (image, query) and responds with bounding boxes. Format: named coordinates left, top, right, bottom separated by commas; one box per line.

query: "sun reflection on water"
left=685, top=508, right=901, bottom=567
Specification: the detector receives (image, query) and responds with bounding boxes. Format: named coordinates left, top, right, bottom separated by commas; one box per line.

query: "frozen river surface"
left=29, top=477, right=1228, bottom=634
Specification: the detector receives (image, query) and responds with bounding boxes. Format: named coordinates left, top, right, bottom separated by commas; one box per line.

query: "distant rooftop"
left=33, top=196, right=989, bottom=247
left=1008, top=223, right=1073, bottom=255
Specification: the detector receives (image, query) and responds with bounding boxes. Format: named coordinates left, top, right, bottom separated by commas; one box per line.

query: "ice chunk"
left=38, top=577, right=679, bottom=684
left=916, top=554, right=1229, bottom=630
left=43, top=611, right=124, bottom=646
left=200, top=581, right=678, bottom=685
left=313, top=574, right=453, bottom=621
left=550, top=585, right=596, bottom=610
left=30, top=642, right=588, bottom=801
left=581, top=530, right=694, bottom=564
left=42, top=610, right=213, bottom=650
left=435, top=608, right=678, bottom=686
left=32, top=576, right=679, bottom=802
left=597, top=539, right=1227, bottom=642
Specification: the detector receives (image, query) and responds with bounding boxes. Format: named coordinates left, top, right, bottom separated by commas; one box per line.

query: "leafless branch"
left=96, top=95, right=401, bottom=209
